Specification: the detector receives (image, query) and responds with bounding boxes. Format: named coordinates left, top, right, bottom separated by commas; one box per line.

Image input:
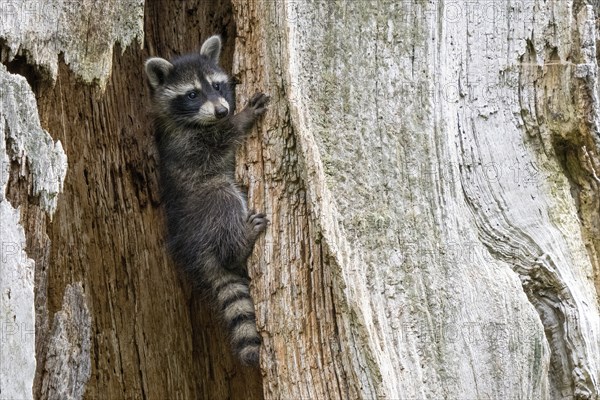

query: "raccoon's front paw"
left=234, top=93, right=270, bottom=133
left=247, top=211, right=268, bottom=234
left=246, top=92, right=270, bottom=116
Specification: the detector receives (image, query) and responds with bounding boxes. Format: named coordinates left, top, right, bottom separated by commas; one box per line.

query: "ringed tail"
left=212, top=272, right=261, bottom=366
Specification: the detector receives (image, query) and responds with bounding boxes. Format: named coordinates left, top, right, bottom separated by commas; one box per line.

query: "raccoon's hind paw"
left=238, top=346, right=260, bottom=367
left=247, top=211, right=268, bottom=233
left=247, top=92, right=270, bottom=116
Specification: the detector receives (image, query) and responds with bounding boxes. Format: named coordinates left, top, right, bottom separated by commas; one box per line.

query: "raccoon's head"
left=144, top=35, right=235, bottom=126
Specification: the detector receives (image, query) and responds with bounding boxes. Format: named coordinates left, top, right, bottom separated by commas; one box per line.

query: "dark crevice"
left=551, top=136, right=583, bottom=211
left=3, top=132, right=38, bottom=210
left=144, top=0, right=263, bottom=398
left=4, top=53, right=46, bottom=93
left=0, top=40, right=52, bottom=95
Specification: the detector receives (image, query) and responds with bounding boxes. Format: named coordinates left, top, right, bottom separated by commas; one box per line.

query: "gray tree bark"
left=1, top=1, right=599, bottom=399
left=231, top=1, right=600, bottom=398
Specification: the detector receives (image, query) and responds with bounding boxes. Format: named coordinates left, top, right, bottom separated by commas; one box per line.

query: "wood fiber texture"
left=7, top=1, right=262, bottom=399
left=2, top=0, right=600, bottom=399
left=233, top=1, right=600, bottom=399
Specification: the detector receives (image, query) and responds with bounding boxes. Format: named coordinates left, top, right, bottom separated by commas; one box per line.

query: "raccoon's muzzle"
left=215, top=104, right=228, bottom=119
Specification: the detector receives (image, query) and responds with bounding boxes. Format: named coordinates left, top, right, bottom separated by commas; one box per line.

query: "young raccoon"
left=144, top=35, right=269, bottom=366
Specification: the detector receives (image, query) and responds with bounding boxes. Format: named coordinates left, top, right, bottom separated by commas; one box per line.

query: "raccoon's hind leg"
left=224, top=210, right=268, bottom=275
left=205, top=255, right=262, bottom=366
left=243, top=210, right=268, bottom=255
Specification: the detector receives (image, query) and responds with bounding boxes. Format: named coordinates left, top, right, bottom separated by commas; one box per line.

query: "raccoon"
left=144, top=35, right=269, bottom=366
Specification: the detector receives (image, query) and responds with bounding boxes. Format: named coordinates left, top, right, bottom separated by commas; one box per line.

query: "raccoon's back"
left=160, top=173, right=249, bottom=266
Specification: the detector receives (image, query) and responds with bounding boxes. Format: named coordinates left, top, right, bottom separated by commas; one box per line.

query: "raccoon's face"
left=145, top=36, right=235, bottom=126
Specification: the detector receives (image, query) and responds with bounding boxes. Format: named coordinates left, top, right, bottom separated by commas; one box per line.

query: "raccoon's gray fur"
left=144, top=35, right=269, bottom=366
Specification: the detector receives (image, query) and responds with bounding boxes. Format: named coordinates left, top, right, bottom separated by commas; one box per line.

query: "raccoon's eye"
left=212, top=82, right=221, bottom=91
left=187, top=91, right=197, bottom=99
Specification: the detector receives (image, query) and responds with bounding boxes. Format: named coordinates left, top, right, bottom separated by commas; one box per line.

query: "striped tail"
left=211, top=267, right=261, bottom=366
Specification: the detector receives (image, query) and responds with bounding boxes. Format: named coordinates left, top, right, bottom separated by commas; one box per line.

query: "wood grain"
left=30, top=1, right=263, bottom=398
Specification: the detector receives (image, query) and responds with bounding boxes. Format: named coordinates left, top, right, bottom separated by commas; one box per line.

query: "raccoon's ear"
left=200, top=35, right=222, bottom=63
left=144, top=57, right=173, bottom=88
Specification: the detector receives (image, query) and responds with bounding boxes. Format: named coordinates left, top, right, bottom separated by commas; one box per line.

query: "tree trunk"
left=1, top=1, right=599, bottom=400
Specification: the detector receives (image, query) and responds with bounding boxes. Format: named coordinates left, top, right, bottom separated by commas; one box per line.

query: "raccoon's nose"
left=214, top=105, right=228, bottom=119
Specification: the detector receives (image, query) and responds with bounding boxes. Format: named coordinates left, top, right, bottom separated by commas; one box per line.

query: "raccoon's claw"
left=247, top=211, right=268, bottom=233
left=235, top=93, right=269, bottom=133
left=247, top=92, right=270, bottom=116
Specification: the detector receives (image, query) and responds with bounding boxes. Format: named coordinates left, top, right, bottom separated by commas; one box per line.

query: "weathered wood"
left=233, top=0, right=600, bottom=398
left=0, top=0, right=143, bottom=87
left=1, top=0, right=599, bottom=399
left=0, top=62, right=67, bottom=399
left=231, top=2, right=362, bottom=398
left=40, top=283, right=91, bottom=399
left=36, top=2, right=262, bottom=398
left=2, top=0, right=263, bottom=399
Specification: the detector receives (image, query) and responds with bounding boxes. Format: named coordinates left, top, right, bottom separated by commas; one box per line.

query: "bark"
left=1, top=1, right=599, bottom=400
left=1, top=61, right=67, bottom=399
left=236, top=0, right=600, bottom=398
